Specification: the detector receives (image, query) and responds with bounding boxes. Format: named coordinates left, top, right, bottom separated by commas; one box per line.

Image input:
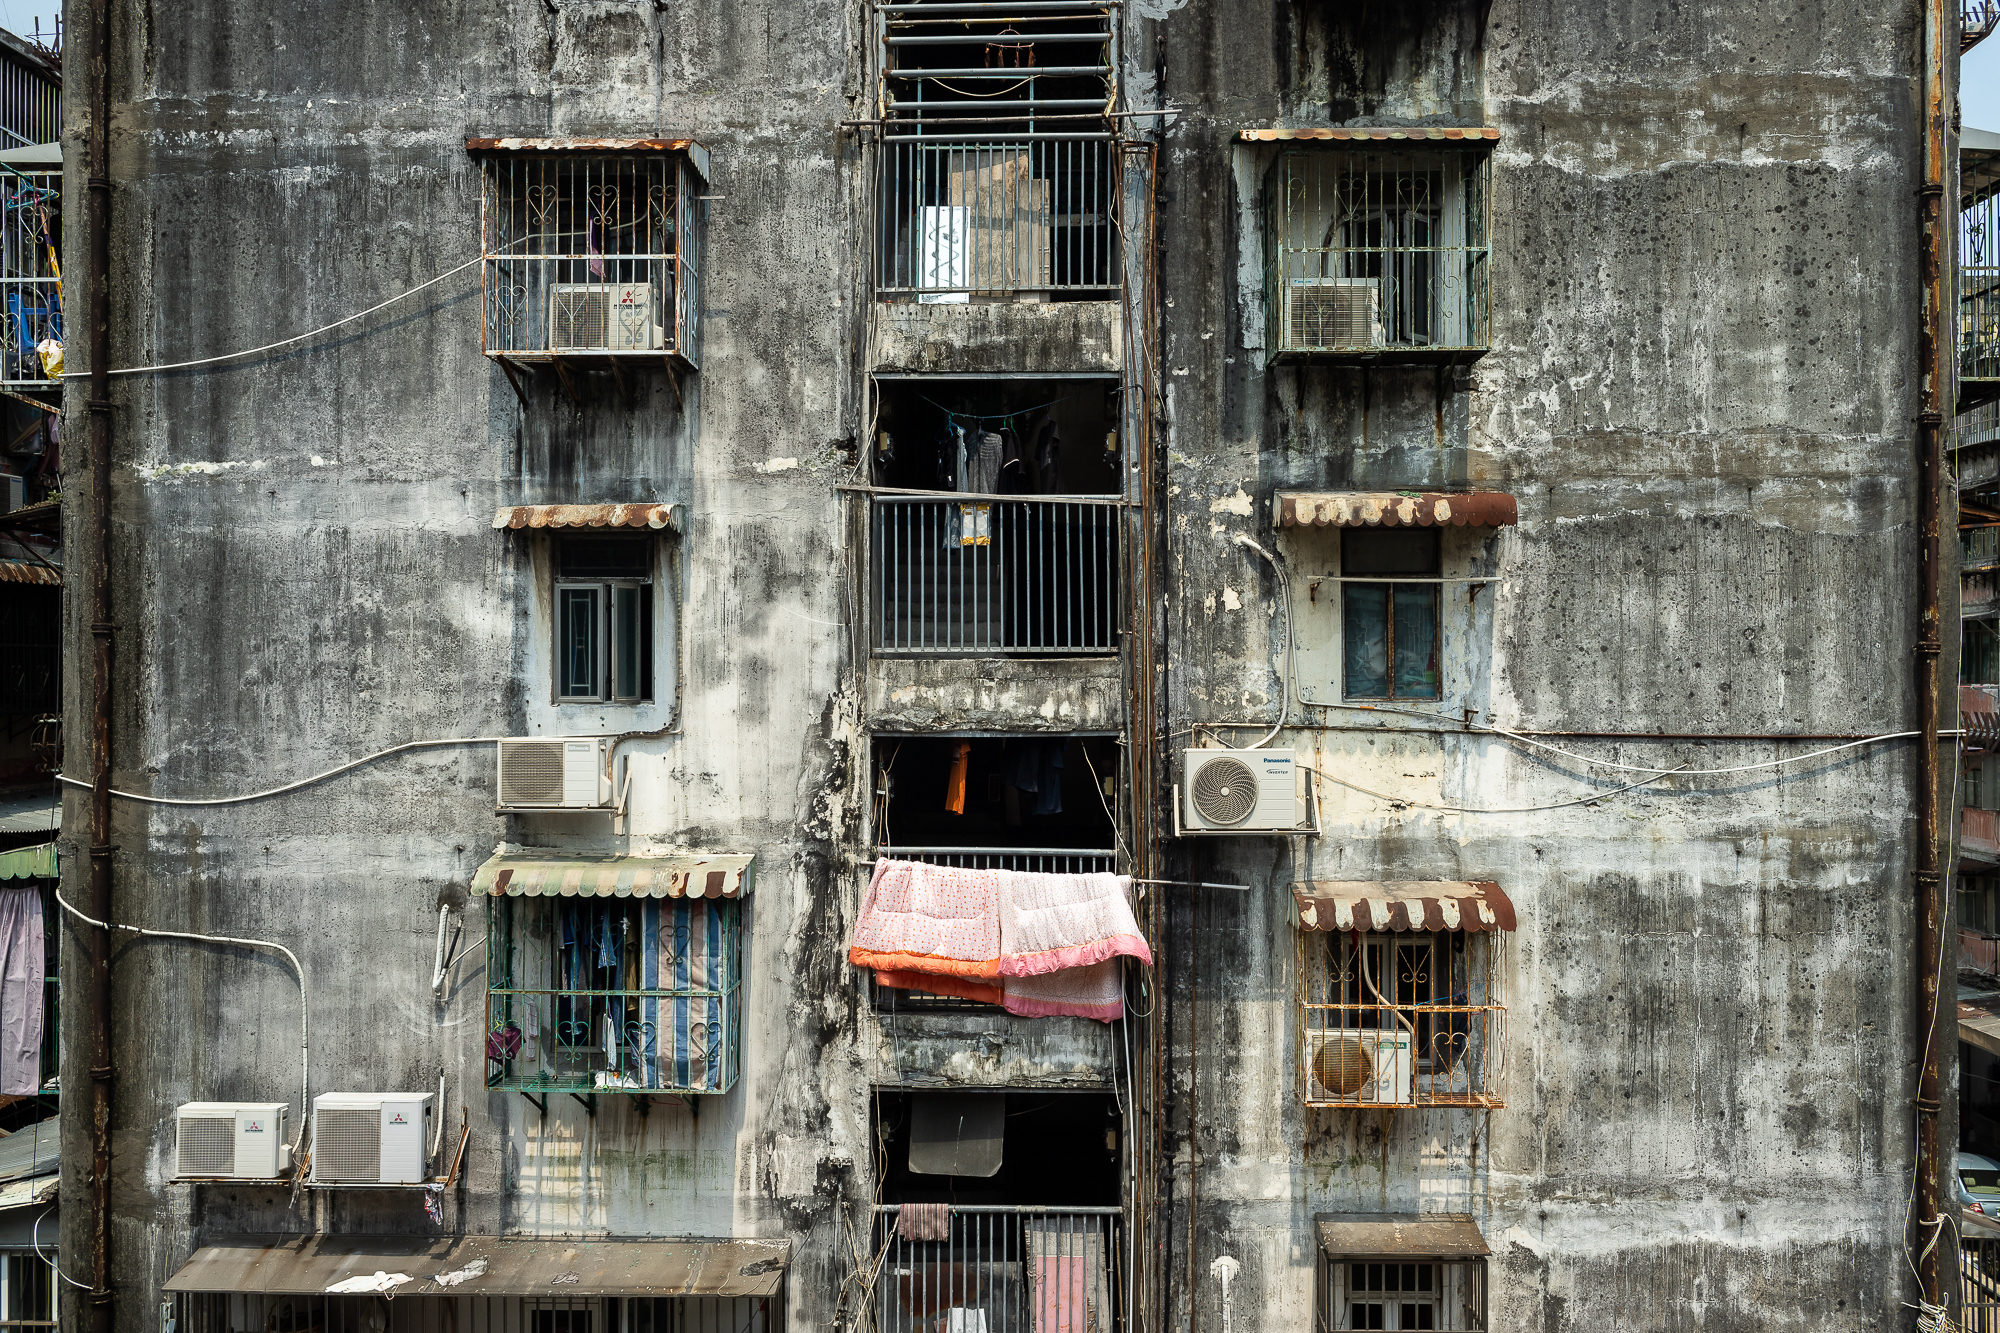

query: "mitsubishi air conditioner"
left=1305, top=1028, right=1414, bottom=1106
left=549, top=283, right=665, bottom=352
left=1286, top=277, right=1381, bottom=350
left=1178, top=748, right=1309, bottom=834
left=174, top=1102, right=291, bottom=1179
left=310, top=1093, right=434, bottom=1185
left=497, top=738, right=610, bottom=811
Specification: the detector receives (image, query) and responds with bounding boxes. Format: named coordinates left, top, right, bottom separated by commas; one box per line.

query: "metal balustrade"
left=872, top=496, right=1120, bottom=654
left=870, top=1206, right=1122, bottom=1333
left=173, top=1292, right=774, bottom=1333
left=0, top=170, right=58, bottom=389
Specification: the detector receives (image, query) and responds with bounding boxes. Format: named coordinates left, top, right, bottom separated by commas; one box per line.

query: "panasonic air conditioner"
left=549, top=283, right=665, bottom=351
left=310, top=1092, right=434, bottom=1185
left=174, top=1102, right=291, bottom=1179
left=1286, top=277, right=1381, bottom=350
left=1178, top=748, right=1307, bottom=834
left=496, top=738, right=610, bottom=811
left=1305, top=1028, right=1414, bottom=1105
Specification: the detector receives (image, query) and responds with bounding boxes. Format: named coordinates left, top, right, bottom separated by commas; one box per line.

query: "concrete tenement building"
left=51, top=2, right=1969, bottom=1332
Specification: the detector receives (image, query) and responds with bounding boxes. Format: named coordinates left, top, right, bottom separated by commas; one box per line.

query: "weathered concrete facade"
left=56, top=2, right=1954, bottom=1332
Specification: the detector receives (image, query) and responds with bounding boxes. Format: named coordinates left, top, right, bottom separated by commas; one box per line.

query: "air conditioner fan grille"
left=1312, top=1034, right=1375, bottom=1098
left=500, top=741, right=567, bottom=806
left=177, top=1116, right=236, bottom=1176
left=1190, top=756, right=1259, bottom=826
left=315, top=1108, right=381, bottom=1182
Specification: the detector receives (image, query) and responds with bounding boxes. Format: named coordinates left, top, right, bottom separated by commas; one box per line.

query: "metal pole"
left=1916, top=0, right=1950, bottom=1312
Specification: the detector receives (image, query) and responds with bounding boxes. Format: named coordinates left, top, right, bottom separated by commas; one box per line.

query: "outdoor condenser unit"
left=496, top=738, right=610, bottom=811
left=173, top=1102, right=291, bottom=1179
left=549, top=283, right=665, bottom=351
left=310, top=1092, right=434, bottom=1185
left=1286, top=278, right=1381, bottom=349
left=1305, top=1028, right=1414, bottom=1105
left=1178, top=748, right=1308, bottom=834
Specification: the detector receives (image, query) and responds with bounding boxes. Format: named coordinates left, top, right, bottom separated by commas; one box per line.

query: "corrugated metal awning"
left=465, top=138, right=710, bottom=180
left=0, top=560, right=58, bottom=585
left=1316, top=1214, right=1489, bottom=1259
left=472, top=851, right=755, bottom=899
left=1276, top=492, right=1518, bottom=529
left=1291, top=882, right=1515, bottom=934
left=163, top=1234, right=789, bottom=1297
left=0, top=843, right=55, bottom=880
left=1241, top=127, right=1499, bottom=143
left=1963, top=1002, right=2000, bottom=1060
left=493, top=504, right=683, bottom=534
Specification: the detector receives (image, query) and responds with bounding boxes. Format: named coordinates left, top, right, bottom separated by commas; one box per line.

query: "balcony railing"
left=0, top=170, right=59, bottom=390
left=877, top=138, right=1120, bottom=300
left=1969, top=268, right=2000, bottom=387
left=871, top=1205, right=1122, bottom=1333
left=872, top=496, right=1121, bottom=654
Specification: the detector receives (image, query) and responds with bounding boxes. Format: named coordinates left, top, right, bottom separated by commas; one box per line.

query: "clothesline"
left=917, top=392, right=1075, bottom=421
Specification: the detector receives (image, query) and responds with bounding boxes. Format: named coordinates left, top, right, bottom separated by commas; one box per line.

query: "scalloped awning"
left=472, top=851, right=753, bottom=899
left=1290, top=881, right=1515, bottom=933
left=1275, top=492, right=1517, bottom=530
left=492, top=503, right=682, bottom=533
left=1240, top=126, right=1499, bottom=144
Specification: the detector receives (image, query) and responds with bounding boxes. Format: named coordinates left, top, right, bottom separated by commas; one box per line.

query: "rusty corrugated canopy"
left=1316, top=1214, right=1489, bottom=1259
left=493, top=504, right=683, bottom=534
left=162, top=1234, right=790, bottom=1296
left=465, top=137, right=710, bottom=181
left=0, top=559, right=58, bottom=585
left=1291, top=882, right=1515, bottom=934
left=472, top=851, right=755, bottom=900
left=1275, top=492, right=1518, bottom=529
left=1240, top=126, right=1499, bottom=143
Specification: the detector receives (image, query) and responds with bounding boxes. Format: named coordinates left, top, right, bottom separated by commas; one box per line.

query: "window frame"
left=1340, top=528, right=1442, bottom=702
left=552, top=539, right=657, bottom=706
left=1315, top=1251, right=1487, bottom=1333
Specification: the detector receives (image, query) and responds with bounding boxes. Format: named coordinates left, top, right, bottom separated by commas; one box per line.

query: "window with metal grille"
left=1340, top=530, right=1440, bottom=701
left=1298, top=931, right=1505, bottom=1109
left=1268, top=142, right=1491, bottom=360
left=486, top=895, right=743, bottom=1096
left=555, top=538, right=656, bottom=704
left=475, top=144, right=707, bottom=366
left=0, top=1253, right=54, bottom=1332
left=1315, top=1254, right=1485, bottom=1333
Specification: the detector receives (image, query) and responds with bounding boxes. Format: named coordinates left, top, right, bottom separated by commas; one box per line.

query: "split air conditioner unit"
left=310, top=1092, right=434, bottom=1185
left=1177, top=748, right=1311, bottom=834
left=549, top=283, right=666, bottom=352
left=173, top=1102, right=291, bottom=1179
left=496, top=738, right=611, bottom=811
left=1286, top=277, right=1382, bottom=350
left=1305, top=1028, right=1414, bottom=1106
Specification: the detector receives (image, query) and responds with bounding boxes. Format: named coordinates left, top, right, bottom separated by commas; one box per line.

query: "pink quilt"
left=998, top=871, right=1152, bottom=976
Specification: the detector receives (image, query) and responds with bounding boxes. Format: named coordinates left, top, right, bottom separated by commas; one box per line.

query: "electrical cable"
left=53, top=737, right=506, bottom=806
left=32, top=1206, right=89, bottom=1291
left=1232, top=534, right=1291, bottom=748
left=917, top=391, right=1073, bottom=420
left=53, top=889, right=308, bottom=1157
left=1488, top=725, right=1931, bottom=778
left=1301, top=760, right=1690, bottom=816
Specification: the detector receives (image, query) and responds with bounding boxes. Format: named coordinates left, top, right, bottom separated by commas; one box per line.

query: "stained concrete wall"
left=1144, top=1, right=1938, bottom=1329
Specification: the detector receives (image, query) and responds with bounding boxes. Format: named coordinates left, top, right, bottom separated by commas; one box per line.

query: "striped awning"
left=1291, top=881, right=1515, bottom=933
left=492, top=503, right=682, bottom=533
left=0, top=842, right=55, bottom=880
left=1240, top=127, right=1499, bottom=144
left=472, top=851, right=753, bottom=899
left=1276, top=492, right=1518, bottom=529
left=0, top=560, right=58, bottom=586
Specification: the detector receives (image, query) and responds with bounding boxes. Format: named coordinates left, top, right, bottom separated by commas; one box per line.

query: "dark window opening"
left=873, top=1089, right=1120, bottom=1208
left=873, top=735, right=1118, bottom=859
left=555, top=538, right=655, bottom=704
left=1341, top=529, right=1439, bottom=700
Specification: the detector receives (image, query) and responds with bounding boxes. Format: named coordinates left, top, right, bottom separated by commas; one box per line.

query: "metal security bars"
left=485, top=895, right=742, bottom=1096
left=479, top=151, right=705, bottom=366
left=1269, top=148, right=1491, bottom=359
left=872, top=497, right=1121, bottom=653
left=0, top=1253, right=54, bottom=1332
left=870, top=1206, right=1122, bottom=1333
left=1297, top=931, right=1505, bottom=1109
left=1314, top=1253, right=1486, bottom=1333
left=1966, top=150, right=2000, bottom=394
left=875, top=2, right=1120, bottom=299
left=0, top=170, right=57, bottom=388
left=1969, top=1235, right=2000, bottom=1331
left=173, top=1293, right=776, bottom=1333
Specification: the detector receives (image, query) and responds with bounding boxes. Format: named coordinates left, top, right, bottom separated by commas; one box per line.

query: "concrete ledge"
left=868, top=655, right=1125, bottom=732
left=870, top=301, right=1122, bottom=374
left=869, top=1010, right=1117, bottom=1088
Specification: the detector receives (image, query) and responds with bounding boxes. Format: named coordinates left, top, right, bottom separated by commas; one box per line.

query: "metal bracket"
left=518, top=1090, right=547, bottom=1118
left=570, top=1092, right=597, bottom=1118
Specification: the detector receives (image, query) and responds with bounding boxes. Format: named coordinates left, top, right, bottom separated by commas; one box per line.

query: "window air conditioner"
left=549, top=283, right=665, bottom=352
left=1178, top=748, right=1308, bottom=834
left=1305, top=1028, right=1415, bottom=1105
left=173, top=1102, right=291, bottom=1179
left=310, top=1092, right=434, bottom=1185
left=1286, top=278, right=1381, bottom=350
left=496, top=738, right=610, bottom=811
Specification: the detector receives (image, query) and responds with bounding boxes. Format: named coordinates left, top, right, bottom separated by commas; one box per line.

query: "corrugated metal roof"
left=1241, top=127, right=1499, bottom=143
left=163, top=1234, right=789, bottom=1297
left=0, top=1116, right=58, bottom=1186
left=472, top=851, right=755, bottom=900
left=1276, top=492, right=1518, bottom=529
left=0, top=842, right=55, bottom=880
left=467, top=137, right=702, bottom=154
left=0, top=794, right=57, bottom=834
left=1315, top=1214, right=1489, bottom=1259
left=0, top=559, right=58, bottom=585
left=1290, top=882, right=1515, bottom=934
left=492, top=504, right=683, bottom=534
left=0, top=1174, right=56, bottom=1213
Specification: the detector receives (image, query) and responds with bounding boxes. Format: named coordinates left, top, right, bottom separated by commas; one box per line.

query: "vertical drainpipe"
left=1916, top=0, right=1948, bottom=1311
left=81, top=0, right=115, bottom=1323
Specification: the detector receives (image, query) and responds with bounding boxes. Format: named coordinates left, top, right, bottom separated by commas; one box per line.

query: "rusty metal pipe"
left=1915, top=0, right=1949, bottom=1310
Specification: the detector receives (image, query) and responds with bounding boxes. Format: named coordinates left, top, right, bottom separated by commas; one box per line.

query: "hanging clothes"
left=1009, top=739, right=1065, bottom=816
left=960, top=431, right=1003, bottom=547
left=0, top=888, right=43, bottom=1097
left=998, top=426, right=1034, bottom=494
left=944, top=740, right=972, bottom=815
left=1035, top=420, right=1062, bottom=494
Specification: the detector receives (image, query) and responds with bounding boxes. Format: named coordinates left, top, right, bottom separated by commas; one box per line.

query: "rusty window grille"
left=1297, top=930, right=1505, bottom=1109
left=1340, top=529, right=1440, bottom=701
left=173, top=1293, right=776, bottom=1333
left=0, top=1253, right=54, bottom=1332
left=870, top=1205, right=1124, bottom=1333
left=1314, top=1251, right=1486, bottom=1333
left=485, top=894, right=742, bottom=1097
left=1965, top=151, right=2000, bottom=390
left=1269, top=147, right=1490, bottom=359
left=875, top=0, right=1120, bottom=300
left=479, top=150, right=706, bottom=366
left=1969, top=1234, right=2000, bottom=1332
left=0, top=169, right=58, bottom=389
